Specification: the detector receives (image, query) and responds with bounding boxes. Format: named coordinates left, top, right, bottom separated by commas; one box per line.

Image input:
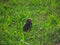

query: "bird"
left=23, top=18, right=32, bottom=32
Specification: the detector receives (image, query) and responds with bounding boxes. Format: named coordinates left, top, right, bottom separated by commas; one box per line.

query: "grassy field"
left=0, top=0, right=60, bottom=45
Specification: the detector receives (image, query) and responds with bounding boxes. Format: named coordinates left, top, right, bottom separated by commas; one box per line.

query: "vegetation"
left=0, top=0, right=60, bottom=45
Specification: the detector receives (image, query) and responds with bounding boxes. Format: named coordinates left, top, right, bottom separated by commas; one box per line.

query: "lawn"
left=0, top=0, right=60, bottom=45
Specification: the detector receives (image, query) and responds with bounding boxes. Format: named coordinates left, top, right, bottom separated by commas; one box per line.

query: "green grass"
left=0, top=0, right=60, bottom=45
